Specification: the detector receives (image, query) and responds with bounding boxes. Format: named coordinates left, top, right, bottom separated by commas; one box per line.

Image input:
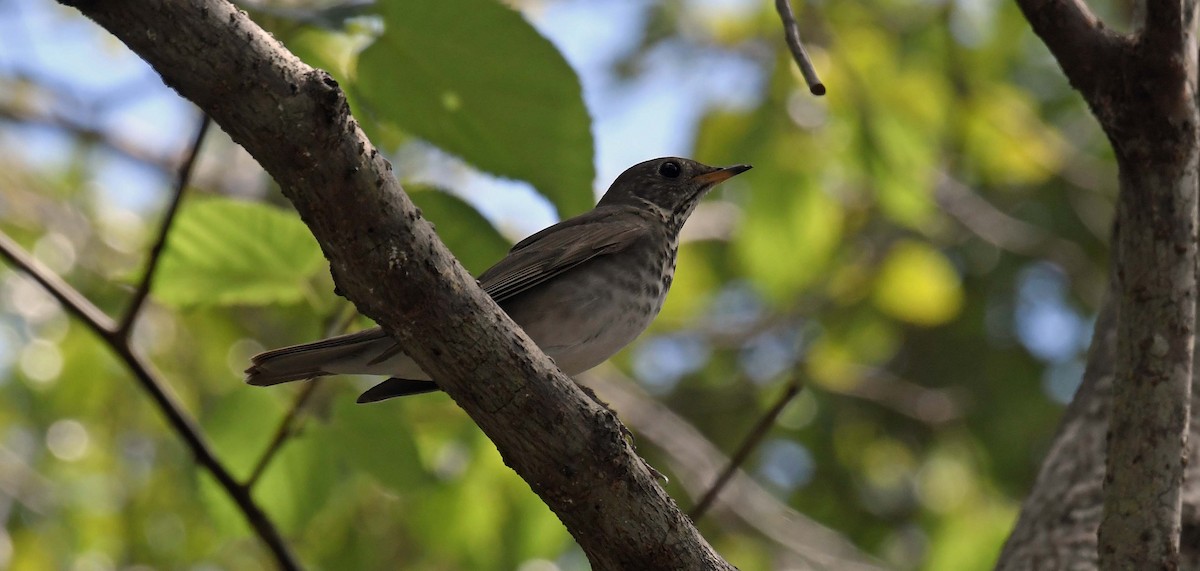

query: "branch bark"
left=996, top=292, right=1200, bottom=569
left=1006, top=0, right=1200, bottom=567
left=58, top=0, right=733, bottom=568
left=996, top=290, right=1115, bottom=568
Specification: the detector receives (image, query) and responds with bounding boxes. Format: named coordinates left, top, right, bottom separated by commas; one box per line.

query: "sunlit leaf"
left=285, top=26, right=361, bottom=80
left=872, top=240, right=964, bottom=326
left=9, top=529, right=56, bottom=570
left=868, top=114, right=938, bottom=228
left=357, top=0, right=595, bottom=217
left=153, top=198, right=326, bottom=308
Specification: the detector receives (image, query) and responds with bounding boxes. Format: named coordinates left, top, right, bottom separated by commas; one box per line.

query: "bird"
left=245, top=157, right=751, bottom=403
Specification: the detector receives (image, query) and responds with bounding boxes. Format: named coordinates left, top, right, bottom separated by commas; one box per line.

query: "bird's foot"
left=641, top=458, right=669, bottom=483
left=579, top=384, right=663, bottom=481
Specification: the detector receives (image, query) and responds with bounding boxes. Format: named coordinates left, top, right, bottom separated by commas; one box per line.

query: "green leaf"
left=153, top=198, right=326, bottom=307
left=322, top=398, right=427, bottom=491
left=807, top=313, right=899, bottom=388
left=201, top=388, right=283, bottom=476
left=357, top=0, right=595, bottom=217
left=409, top=187, right=512, bottom=275
left=252, top=430, right=341, bottom=534
left=868, top=114, right=937, bottom=228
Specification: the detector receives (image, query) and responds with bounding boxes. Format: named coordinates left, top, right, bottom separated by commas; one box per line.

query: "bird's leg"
left=579, top=384, right=633, bottom=440
left=578, top=383, right=668, bottom=482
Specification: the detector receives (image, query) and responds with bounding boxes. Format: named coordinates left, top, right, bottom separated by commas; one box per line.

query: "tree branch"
left=58, top=0, right=733, bottom=567
left=1144, top=0, right=1193, bottom=53
left=1102, top=142, right=1197, bottom=570
left=118, top=114, right=210, bottom=337
left=1012, top=0, right=1123, bottom=101
left=246, top=380, right=319, bottom=489
left=0, top=101, right=176, bottom=171
left=0, top=231, right=301, bottom=570
left=1007, top=0, right=1200, bottom=566
left=774, top=0, right=825, bottom=95
left=935, top=172, right=1092, bottom=277
left=996, top=289, right=1115, bottom=569
left=690, top=373, right=804, bottom=519
left=247, top=304, right=356, bottom=489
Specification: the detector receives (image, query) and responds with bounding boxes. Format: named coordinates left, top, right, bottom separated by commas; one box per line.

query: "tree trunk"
left=1002, top=0, right=1200, bottom=567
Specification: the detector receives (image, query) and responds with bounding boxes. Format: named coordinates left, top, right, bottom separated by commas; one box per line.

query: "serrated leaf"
left=409, top=186, right=511, bottom=275
left=357, top=0, right=595, bottom=217
left=153, top=198, right=326, bottom=307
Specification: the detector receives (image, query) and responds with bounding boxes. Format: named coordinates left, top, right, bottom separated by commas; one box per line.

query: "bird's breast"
left=500, top=239, right=677, bottom=376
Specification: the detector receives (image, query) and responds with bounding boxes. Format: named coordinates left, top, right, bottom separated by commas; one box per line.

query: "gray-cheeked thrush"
left=245, top=157, right=751, bottom=403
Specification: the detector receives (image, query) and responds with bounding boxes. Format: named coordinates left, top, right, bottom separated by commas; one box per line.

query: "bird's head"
left=597, top=157, right=751, bottom=232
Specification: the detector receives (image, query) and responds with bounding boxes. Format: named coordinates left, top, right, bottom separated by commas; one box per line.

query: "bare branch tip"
left=775, top=0, right=826, bottom=97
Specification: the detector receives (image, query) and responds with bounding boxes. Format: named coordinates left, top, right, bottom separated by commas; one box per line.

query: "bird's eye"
left=658, top=161, right=682, bottom=179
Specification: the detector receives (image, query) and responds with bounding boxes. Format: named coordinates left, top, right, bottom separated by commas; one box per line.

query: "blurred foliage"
left=0, top=0, right=1122, bottom=569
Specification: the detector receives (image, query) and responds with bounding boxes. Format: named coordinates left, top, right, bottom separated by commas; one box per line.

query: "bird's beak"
left=694, top=164, right=752, bottom=185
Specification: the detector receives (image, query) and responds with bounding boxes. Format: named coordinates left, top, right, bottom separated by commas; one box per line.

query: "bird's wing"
left=480, top=208, right=653, bottom=304
left=250, top=208, right=652, bottom=388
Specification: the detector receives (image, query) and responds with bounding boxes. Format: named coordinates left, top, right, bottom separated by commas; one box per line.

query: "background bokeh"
left=0, top=0, right=1120, bottom=569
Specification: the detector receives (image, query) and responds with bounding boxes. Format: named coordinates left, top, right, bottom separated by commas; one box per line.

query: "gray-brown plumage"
left=245, top=157, right=751, bottom=403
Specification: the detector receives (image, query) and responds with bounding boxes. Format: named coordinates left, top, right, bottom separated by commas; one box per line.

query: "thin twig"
left=0, top=232, right=302, bottom=570
left=690, top=374, right=805, bottom=519
left=118, top=115, right=211, bottom=337
left=0, top=233, right=118, bottom=332
left=245, top=304, right=358, bottom=488
left=775, top=0, right=825, bottom=96
left=246, top=381, right=321, bottom=489
left=589, top=370, right=885, bottom=570
left=935, top=172, right=1090, bottom=275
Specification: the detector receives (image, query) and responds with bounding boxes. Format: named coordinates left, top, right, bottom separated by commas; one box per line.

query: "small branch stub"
left=775, top=0, right=825, bottom=96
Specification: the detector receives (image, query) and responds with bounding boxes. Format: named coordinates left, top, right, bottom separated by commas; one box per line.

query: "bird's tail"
left=244, top=327, right=396, bottom=386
